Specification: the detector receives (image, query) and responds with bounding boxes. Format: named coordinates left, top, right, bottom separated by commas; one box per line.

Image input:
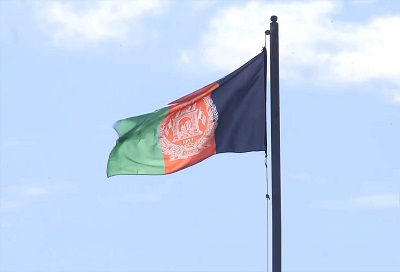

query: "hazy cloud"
left=21, top=186, right=50, bottom=197
left=181, top=0, right=400, bottom=103
left=288, top=172, right=329, bottom=184
left=1, top=138, right=35, bottom=148
left=189, top=0, right=216, bottom=11
left=0, top=182, right=68, bottom=212
left=177, top=50, right=193, bottom=65
left=384, top=89, right=400, bottom=104
left=97, top=182, right=172, bottom=207
left=312, top=193, right=400, bottom=210
left=350, top=193, right=400, bottom=209
left=36, top=0, right=164, bottom=49
left=189, top=1, right=339, bottom=75
left=331, top=16, right=400, bottom=84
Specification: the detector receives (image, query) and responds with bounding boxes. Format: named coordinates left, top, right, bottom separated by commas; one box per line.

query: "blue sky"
left=0, top=0, right=399, bottom=271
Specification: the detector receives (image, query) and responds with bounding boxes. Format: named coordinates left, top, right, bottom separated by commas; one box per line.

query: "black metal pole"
left=269, top=15, right=282, bottom=272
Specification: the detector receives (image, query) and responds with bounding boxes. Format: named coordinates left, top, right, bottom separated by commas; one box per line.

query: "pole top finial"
left=271, top=15, right=278, bottom=22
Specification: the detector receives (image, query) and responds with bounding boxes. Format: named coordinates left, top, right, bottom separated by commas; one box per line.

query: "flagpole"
left=269, top=15, right=282, bottom=272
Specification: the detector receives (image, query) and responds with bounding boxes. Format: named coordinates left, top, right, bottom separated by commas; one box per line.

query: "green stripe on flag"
left=107, top=107, right=170, bottom=176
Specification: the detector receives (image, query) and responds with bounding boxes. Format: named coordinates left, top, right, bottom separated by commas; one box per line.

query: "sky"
left=0, top=0, right=399, bottom=271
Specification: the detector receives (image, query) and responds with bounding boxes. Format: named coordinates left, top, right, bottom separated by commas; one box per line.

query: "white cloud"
left=0, top=200, right=20, bottom=212
left=350, top=193, right=400, bottom=209
left=189, top=0, right=216, bottom=11
left=183, top=0, right=400, bottom=103
left=0, top=222, right=12, bottom=229
left=21, top=186, right=50, bottom=197
left=331, top=16, right=400, bottom=83
left=97, top=182, right=172, bottom=206
left=351, top=0, right=378, bottom=4
left=0, top=183, right=67, bottom=212
left=288, top=172, right=328, bottom=184
left=178, top=50, right=193, bottom=65
left=384, top=89, right=400, bottom=104
left=393, top=92, right=400, bottom=104
left=312, top=193, right=400, bottom=210
left=192, top=1, right=340, bottom=75
left=1, top=138, right=35, bottom=147
left=37, top=0, right=164, bottom=49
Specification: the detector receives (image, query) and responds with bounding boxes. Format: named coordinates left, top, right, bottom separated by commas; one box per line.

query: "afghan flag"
left=107, top=49, right=266, bottom=176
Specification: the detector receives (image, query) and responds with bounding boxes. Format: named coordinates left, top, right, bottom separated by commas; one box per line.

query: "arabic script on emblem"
left=160, top=96, right=218, bottom=160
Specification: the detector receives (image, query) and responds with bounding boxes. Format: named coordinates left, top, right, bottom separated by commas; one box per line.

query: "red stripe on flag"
left=160, top=83, right=219, bottom=174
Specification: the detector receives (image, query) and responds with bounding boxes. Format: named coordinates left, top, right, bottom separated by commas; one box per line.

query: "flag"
left=107, top=49, right=266, bottom=176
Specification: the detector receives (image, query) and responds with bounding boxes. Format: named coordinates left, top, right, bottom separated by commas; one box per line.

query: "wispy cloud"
left=331, top=16, right=400, bottom=84
left=20, top=186, right=50, bottom=197
left=288, top=172, right=329, bottom=184
left=189, top=0, right=216, bottom=11
left=98, top=182, right=172, bottom=207
left=350, top=194, right=400, bottom=209
left=177, top=49, right=193, bottom=66
left=1, top=138, right=35, bottom=148
left=351, top=0, right=378, bottom=5
left=181, top=0, right=400, bottom=103
left=184, top=1, right=339, bottom=74
left=384, top=89, right=400, bottom=104
left=0, top=182, right=67, bottom=212
left=36, top=0, right=165, bottom=49
left=393, top=92, right=400, bottom=104
left=312, top=193, right=400, bottom=210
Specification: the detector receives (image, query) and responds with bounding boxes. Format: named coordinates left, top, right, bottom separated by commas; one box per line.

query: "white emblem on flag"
left=160, top=96, right=218, bottom=160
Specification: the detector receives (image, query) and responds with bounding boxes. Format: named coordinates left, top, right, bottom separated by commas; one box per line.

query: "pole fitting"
left=271, top=15, right=278, bottom=22
left=265, top=30, right=270, bottom=35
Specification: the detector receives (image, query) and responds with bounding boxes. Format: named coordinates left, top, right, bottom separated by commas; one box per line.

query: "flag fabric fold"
left=107, top=49, right=266, bottom=176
